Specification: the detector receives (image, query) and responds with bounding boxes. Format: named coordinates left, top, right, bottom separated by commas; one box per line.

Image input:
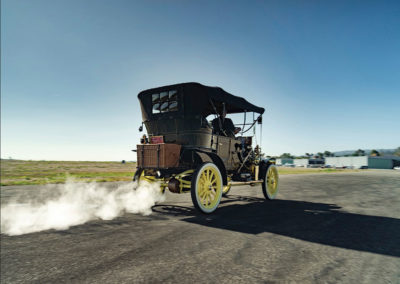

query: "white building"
left=292, top=158, right=324, bottom=167
left=325, top=156, right=398, bottom=169
left=293, top=159, right=308, bottom=167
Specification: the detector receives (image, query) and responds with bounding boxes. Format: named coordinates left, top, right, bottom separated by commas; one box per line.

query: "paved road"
left=1, top=170, right=400, bottom=283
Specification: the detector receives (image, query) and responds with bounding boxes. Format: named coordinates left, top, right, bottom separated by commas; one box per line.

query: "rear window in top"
left=152, top=90, right=178, bottom=114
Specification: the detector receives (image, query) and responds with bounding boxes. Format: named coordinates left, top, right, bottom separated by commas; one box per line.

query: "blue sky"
left=1, top=0, right=399, bottom=161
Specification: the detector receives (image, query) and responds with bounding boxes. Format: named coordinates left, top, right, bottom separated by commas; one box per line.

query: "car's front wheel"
left=261, top=164, right=279, bottom=200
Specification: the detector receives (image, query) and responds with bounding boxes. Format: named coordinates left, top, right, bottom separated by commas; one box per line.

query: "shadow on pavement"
left=152, top=195, right=400, bottom=257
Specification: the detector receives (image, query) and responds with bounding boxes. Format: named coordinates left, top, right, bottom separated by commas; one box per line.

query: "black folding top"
left=138, top=82, right=265, bottom=120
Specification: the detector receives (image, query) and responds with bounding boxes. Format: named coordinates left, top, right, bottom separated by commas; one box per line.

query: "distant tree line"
left=276, top=147, right=400, bottom=159
left=278, top=151, right=334, bottom=159
left=352, top=149, right=366, bottom=156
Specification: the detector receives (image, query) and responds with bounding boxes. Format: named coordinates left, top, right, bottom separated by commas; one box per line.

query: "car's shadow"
left=152, top=195, right=400, bottom=257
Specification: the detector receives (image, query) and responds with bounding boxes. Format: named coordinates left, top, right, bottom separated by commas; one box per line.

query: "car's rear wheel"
left=133, top=168, right=144, bottom=182
left=191, top=162, right=223, bottom=214
left=262, top=164, right=279, bottom=200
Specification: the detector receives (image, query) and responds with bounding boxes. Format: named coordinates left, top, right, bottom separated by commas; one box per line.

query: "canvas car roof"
left=138, top=82, right=265, bottom=119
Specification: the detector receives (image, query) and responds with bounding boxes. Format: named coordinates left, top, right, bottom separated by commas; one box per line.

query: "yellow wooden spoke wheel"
left=191, top=163, right=223, bottom=213
left=262, top=164, right=279, bottom=200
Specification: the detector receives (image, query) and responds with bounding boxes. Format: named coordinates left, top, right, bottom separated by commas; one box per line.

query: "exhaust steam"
left=1, top=180, right=165, bottom=236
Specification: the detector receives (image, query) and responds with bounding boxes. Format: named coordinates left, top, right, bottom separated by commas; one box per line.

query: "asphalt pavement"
left=1, top=170, right=400, bottom=283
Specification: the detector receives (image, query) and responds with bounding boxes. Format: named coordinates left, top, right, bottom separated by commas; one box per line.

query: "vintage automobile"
left=134, top=82, right=279, bottom=213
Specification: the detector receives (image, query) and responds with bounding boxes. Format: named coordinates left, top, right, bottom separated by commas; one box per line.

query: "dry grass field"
left=0, top=160, right=136, bottom=186
left=0, top=160, right=360, bottom=186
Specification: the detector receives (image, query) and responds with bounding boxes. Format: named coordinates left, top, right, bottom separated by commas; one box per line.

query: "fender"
left=259, top=158, right=276, bottom=177
left=260, top=158, right=276, bottom=167
left=194, top=150, right=228, bottom=186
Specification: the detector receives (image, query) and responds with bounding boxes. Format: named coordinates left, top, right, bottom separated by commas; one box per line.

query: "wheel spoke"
left=201, top=192, right=208, bottom=204
left=209, top=186, right=215, bottom=194
left=201, top=174, right=207, bottom=184
left=210, top=191, right=216, bottom=199
left=205, top=194, right=210, bottom=206
left=209, top=172, right=214, bottom=183
left=198, top=185, right=205, bottom=193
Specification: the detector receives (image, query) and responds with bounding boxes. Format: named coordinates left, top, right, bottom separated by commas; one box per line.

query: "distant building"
left=293, top=158, right=324, bottom=167
left=308, top=158, right=325, bottom=167
left=325, top=156, right=400, bottom=169
left=277, top=158, right=325, bottom=167
left=276, top=158, right=294, bottom=166
left=294, top=159, right=308, bottom=167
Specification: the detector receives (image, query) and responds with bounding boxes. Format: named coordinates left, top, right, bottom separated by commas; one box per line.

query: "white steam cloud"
left=1, top=180, right=165, bottom=236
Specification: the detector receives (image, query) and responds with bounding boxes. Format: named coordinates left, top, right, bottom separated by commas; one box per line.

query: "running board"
left=230, top=180, right=263, bottom=187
